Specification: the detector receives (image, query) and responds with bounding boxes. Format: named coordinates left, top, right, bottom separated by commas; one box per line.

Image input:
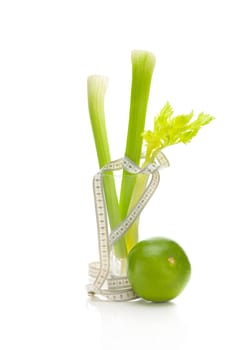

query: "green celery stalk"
left=119, top=50, right=156, bottom=251
left=87, top=75, right=127, bottom=258
left=122, top=170, right=149, bottom=252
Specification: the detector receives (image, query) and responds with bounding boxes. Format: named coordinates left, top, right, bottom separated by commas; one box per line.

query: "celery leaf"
left=143, top=102, right=215, bottom=161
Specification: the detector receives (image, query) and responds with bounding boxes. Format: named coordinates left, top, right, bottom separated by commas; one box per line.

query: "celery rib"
left=119, top=51, right=156, bottom=252
left=87, top=76, right=127, bottom=258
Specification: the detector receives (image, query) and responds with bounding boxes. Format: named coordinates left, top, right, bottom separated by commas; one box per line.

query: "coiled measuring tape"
left=87, top=152, right=169, bottom=301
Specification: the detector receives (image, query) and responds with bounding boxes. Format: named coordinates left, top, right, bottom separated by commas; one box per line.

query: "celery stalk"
left=123, top=172, right=149, bottom=252
left=87, top=76, right=127, bottom=258
left=119, top=51, right=156, bottom=250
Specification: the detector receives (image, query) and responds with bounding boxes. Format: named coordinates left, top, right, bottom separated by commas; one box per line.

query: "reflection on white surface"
left=87, top=298, right=188, bottom=350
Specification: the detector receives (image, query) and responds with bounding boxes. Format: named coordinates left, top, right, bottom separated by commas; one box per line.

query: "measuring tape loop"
left=87, top=152, right=169, bottom=301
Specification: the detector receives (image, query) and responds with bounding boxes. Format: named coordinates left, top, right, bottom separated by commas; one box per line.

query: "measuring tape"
left=87, top=152, right=169, bottom=301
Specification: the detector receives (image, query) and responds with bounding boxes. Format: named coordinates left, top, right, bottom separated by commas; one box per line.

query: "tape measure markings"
left=87, top=152, right=169, bottom=301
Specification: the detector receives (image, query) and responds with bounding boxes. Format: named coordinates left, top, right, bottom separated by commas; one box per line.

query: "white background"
left=0, top=0, right=232, bottom=349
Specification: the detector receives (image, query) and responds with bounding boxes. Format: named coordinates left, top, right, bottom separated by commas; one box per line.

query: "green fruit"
left=127, top=237, right=191, bottom=302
